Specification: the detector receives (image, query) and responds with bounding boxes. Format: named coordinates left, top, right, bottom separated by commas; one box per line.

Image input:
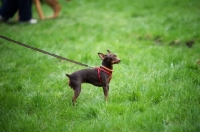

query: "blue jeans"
left=0, top=0, right=32, bottom=21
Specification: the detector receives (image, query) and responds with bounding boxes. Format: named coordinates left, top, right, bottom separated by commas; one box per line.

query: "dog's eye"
left=112, top=55, right=117, bottom=58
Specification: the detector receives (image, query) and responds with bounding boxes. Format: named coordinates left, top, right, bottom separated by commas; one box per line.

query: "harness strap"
left=97, top=66, right=112, bottom=83
left=98, top=68, right=102, bottom=83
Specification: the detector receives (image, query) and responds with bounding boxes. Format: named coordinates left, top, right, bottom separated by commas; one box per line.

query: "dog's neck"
left=101, top=61, right=113, bottom=70
left=101, top=65, right=113, bottom=72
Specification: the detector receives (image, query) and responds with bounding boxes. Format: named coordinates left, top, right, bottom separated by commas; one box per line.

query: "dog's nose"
left=117, top=59, right=121, bottom=63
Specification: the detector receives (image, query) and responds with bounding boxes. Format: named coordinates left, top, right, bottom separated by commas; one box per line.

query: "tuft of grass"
left=1, top=0, right=200, bottom=131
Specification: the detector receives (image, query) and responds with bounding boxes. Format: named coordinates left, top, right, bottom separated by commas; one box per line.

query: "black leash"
left=0, top=35, right=92, bottom=68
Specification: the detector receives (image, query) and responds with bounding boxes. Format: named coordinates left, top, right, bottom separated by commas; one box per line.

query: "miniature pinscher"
left=66, top=50, right=121, bottom=105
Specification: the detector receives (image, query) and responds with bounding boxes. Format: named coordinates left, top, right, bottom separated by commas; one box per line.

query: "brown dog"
left=33, top=0, right=70, bottom=19
left=66, top=50, right=121, bottom=105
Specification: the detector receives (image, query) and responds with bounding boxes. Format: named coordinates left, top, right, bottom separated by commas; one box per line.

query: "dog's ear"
left=98, top=53, right=106, bottom=60
left=107, top=50, right=111, bottom=53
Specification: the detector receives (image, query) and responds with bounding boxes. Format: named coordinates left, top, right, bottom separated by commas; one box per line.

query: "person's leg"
left=18, top=0, right=32, bottom=21
left=0, top=0, right=18, bottom=21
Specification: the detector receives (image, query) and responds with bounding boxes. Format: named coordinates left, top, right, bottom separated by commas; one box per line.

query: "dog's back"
left=66, top=68, right=102, bottom=88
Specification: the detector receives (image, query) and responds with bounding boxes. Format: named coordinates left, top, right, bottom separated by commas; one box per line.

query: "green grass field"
left=0, top=0, right=200, bottom=131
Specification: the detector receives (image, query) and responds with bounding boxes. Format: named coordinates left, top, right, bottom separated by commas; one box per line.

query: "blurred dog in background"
left=34, top=0, right=71, bottom=19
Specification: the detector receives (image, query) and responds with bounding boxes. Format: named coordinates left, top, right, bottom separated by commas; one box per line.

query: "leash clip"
left=88, top=65, right=94, bottom=68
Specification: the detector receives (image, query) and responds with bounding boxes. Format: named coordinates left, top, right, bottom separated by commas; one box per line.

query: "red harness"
left=96, top=66, right=113, bottom=83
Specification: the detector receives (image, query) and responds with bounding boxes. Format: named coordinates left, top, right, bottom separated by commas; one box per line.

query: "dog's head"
left=98, top=50, right=121, bottom=65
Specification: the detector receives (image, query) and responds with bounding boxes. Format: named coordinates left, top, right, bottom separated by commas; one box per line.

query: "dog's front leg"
left=102, top=85, right=109, bottom=102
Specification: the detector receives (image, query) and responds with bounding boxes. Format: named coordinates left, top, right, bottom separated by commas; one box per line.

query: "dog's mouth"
left=113, top=59, right=121, bottom=64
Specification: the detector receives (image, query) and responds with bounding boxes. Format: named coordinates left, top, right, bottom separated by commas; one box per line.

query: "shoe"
left=20, top=19, right=37, bottom=24
left=29, top=19, right=37, bottom=24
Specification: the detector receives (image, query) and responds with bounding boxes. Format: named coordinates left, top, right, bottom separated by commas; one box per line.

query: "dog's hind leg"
left=66, top=74, right=81, bottom=105
left=72, top=88, right=81, bottom=106
left=70, top=81, right=81, bottom=106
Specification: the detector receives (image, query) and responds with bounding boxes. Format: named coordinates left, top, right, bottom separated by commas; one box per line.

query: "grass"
left=0, top=0, right=200, bottom=131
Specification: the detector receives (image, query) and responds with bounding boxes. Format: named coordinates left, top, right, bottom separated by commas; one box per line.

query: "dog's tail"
left=66, top=74, right=70, bottom=78
left=66, top=74, right=72, bottom=88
